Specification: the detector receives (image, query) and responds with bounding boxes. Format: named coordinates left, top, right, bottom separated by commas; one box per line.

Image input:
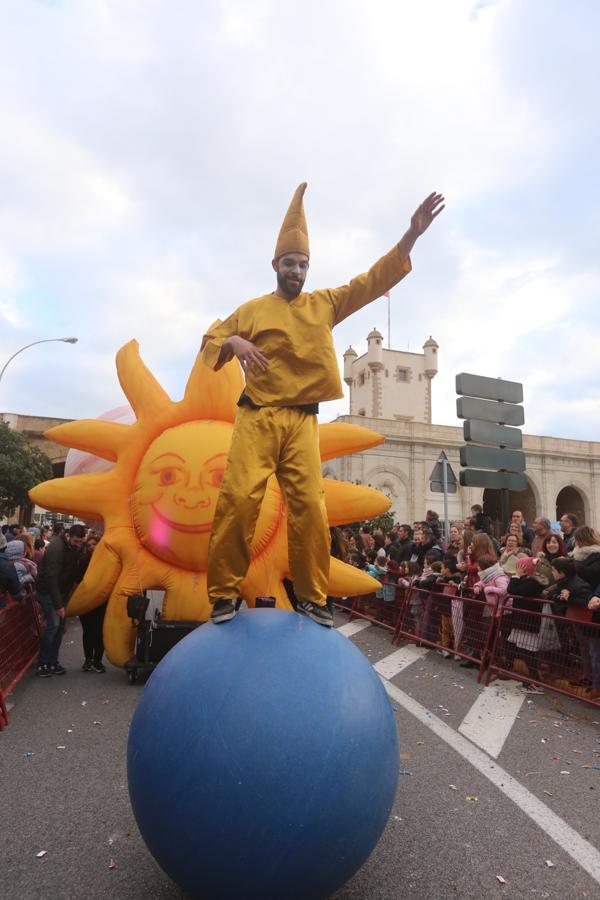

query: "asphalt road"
left=1, top=612, right=600, bottom=900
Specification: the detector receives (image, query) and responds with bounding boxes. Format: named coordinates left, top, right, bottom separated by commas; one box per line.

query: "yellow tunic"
left=201, top=245, right=411, bottom=406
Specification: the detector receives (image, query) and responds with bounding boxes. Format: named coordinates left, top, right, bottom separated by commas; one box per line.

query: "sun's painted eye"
left=159, top=467, right=180, bottom=486
left=206, top=468, right=224, bottom=488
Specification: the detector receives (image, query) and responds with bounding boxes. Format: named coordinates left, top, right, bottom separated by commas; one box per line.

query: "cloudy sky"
left=1, top=0, right=598, bottom=440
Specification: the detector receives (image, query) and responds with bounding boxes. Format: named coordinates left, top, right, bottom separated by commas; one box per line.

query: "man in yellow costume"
left=201, top=184, right=444, bottom=626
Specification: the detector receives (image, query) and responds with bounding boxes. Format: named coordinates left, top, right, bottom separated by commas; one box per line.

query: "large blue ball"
left=128, top=609, right=399, bottom=899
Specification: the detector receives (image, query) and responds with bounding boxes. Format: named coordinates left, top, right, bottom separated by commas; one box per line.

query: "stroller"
left=124, top=593, right=202, bottom=684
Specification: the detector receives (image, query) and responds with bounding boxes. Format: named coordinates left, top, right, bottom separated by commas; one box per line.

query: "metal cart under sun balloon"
left=124, top=593, right=202, bottom=684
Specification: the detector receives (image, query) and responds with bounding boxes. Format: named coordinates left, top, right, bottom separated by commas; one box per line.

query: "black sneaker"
left=36, top=665, right=52, bottom=678
left=210, top=599, right=237, bottom=624
left=49, top=664, right=67, bottom=675
left=82, top=659, right=93, bottom=672
left=91, top=662, right=106, bottom=673
left=296, top=600, right=334, bottom=628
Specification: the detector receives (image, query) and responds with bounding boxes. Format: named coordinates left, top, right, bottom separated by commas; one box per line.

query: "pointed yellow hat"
left=274, top=182, right=309, bottom=259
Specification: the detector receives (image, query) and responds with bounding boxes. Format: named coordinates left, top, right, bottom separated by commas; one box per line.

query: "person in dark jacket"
left=587, top=588, right=600, bottom=699
left=0, top=532, right=24, bottom=605
left=389, top=524, right=414, bottom=565
left=559, top=513, right=578, bottom=554
left=411, top=526, right=444, bottom=571
left=572, top=526, right=600, bottom=588
left=35, top=523, right=86, bottom=677
left=548, top=556, right=594, bottom=687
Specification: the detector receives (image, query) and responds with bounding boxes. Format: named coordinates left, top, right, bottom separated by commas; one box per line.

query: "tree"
left=0, top=421, right=53, bottom=516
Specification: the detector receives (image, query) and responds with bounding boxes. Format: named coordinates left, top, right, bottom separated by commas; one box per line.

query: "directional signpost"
left=456, top=373, right=527, bottom=532
left=429, top=450, right=457, bottom=540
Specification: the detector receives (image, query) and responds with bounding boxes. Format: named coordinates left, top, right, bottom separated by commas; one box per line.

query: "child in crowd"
left=4, top=539, right=36, bottom=587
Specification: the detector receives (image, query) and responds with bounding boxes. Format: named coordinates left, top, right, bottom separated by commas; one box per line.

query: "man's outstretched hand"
left=410, top=192, right=445, bottom=236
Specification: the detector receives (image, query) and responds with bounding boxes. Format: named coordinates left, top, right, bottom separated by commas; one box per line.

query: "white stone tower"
left=344, top=330, right=439, bottom=422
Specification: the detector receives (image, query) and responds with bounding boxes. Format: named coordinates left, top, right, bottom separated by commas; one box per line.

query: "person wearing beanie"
left=4, top=540, right=36, bottom=587
left=0, top=532, right=24, bottom=605
left=201, top=183, right=444, bottom=626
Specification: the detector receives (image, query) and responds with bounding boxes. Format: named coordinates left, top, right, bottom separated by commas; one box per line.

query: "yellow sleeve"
left=200, top=310, right=240, bottom=371
left=327, top=246, right=412, bottom=326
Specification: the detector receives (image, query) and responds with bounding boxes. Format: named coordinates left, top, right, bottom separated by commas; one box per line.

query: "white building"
left=325, top=334, right=600, bottom=531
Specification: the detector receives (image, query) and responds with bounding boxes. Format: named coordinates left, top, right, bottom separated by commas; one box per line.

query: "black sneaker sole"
left=36, top=670, right=52, bottom=678
left=211, top=608, right=237, bottom=624
left=297, top=604, right=334, bottom=628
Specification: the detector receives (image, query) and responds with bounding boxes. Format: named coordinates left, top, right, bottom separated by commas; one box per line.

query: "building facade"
left=326, top=335, right=600, bottom=531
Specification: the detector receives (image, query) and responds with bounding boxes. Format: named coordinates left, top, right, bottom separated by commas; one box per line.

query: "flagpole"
left=387, top=291, right=391, bottom=349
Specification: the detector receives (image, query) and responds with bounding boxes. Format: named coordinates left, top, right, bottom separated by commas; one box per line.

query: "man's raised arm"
left=329, top=192, right=445, bottom=326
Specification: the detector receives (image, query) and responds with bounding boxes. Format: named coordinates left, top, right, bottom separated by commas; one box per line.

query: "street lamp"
left=0, top=337, right=78, bottom=384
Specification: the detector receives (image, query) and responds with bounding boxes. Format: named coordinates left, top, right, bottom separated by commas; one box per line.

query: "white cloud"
left=0, top=0, right=598, bottom=442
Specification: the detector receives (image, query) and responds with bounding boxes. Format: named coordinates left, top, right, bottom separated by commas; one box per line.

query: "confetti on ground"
left=108, top=859, right=117, bottom=870
left=496, top=875, right=507, bottom=884
left=36, top=851, right=47, bottom=858
left=560, top=770, right=571, bottom=775
left=56, top=745, right=66, bottom=750
left=67, top=729, right=73, bottom=733
left=543, top=790, right=553, bottom=796
left=93, top=720, right=102, bottom=726
left=416, top=741, right=425, bottom=746
left=101, top=699, right=109, bottom=705
left=466, top=795, right=478, bottom=802
left=23, top=752, right=34, bottom=758
left=81, top=701, right=87, bottom=707
left=448, top=784, right=457, bottom=791
left=545, top=860, right=555, bottom=868
left=398, top=769, right=413, bottom=776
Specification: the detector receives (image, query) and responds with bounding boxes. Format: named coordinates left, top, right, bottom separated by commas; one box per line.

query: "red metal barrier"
left=0, top=589, right=44, bottom=730
left=392, top=585, right=496, bottom=681
left=346, top=585, right=407, bottom=631
left=486, top=598, right=600, bottom=707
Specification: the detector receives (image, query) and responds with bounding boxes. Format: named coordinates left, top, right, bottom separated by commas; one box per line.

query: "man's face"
left=512, top=511, right=523, bottom=524
left=399, top=527, right=409, bottom=541
left=560, top=516, right=573, bottom=534
left=533, top=518, right=548, bottom=536
left=272, top=253, right=309, bottom=299
left=68, top=534, right=85, bottom=550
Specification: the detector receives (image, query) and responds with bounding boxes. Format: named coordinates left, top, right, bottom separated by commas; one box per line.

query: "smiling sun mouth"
left=151, top=504, right=212, bottom=534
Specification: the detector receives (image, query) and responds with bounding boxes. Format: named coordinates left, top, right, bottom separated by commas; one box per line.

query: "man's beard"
left=276, top=271, right=304, bottom=298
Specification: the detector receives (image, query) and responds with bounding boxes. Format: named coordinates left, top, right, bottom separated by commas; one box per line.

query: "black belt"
left=237, top=393, right=319, bottom=415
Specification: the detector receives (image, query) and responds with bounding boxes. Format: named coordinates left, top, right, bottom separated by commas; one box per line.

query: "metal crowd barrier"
left=336, top=582, right=600, bottom=708
left=485, top=597, right=600, bottom=707
left=0, top=588, right=44, bottom=730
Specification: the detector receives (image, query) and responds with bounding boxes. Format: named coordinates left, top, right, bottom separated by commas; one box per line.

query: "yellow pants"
left=207, top=405, right=330, bottom=607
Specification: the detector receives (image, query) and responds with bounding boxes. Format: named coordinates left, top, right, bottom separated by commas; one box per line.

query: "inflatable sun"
left=30, top=340, right=391, bottom=665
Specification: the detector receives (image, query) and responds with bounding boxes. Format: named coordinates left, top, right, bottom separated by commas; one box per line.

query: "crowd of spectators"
left=335, top=505, right=600, bottom=698
left=0, top=521, right=105, bottom=678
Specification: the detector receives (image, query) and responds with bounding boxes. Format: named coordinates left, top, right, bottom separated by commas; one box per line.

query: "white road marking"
left=383, top=679, right=600, bottom=886
left=373, top=645, right=429, bottom=679
left=336, top=620, right=372, bottom=637
left=458, top=681, right=526, bottom=759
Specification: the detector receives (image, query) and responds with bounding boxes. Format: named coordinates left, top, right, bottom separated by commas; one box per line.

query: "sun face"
left=30, top=340, right=391, bottom=666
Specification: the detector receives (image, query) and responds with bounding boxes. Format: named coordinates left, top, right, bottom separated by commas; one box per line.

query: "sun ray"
left=319, top=423, right=384, bottom=461
left=328, top=557, right=381, bottom=596
left=324, top=479, right=391, bottom=525
left=181, top=355, right=243, bottom=424
left=116, top=339, right=173, bottom=419
left=30, top=471, right=122, bottom=521
left=45, top=420, right=131, bottom=461
left=67, top=539, right=122, bottom=615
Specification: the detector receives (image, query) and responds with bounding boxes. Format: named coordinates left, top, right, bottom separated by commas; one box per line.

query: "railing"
left=337, top=585, right=600, bottom=707
left=0, top=588, right=44, bottom=730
